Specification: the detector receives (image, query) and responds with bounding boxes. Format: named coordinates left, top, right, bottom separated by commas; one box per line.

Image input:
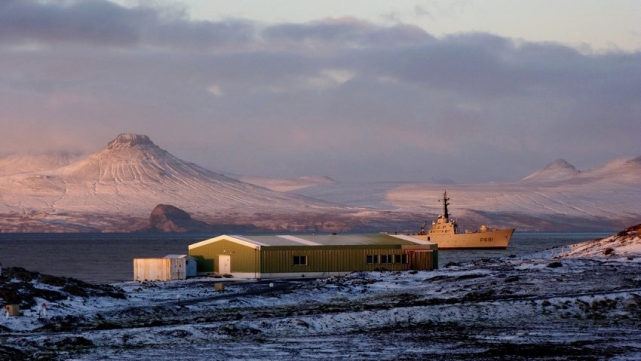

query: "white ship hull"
left=410, top=228, right=514, bottom=249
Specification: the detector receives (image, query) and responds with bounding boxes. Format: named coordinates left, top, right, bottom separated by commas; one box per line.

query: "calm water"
left=0, top=232, right=611, bottom=284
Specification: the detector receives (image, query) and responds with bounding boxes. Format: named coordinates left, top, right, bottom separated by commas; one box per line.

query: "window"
left=401, top=254, right=408, bottom=264
left=293, top=255, right=307, bottom=266
left=394, top=254, right=402, bottom=264
left=366, top=255, right=379, bottom=264
left=381, top=255, right=393, bottom=264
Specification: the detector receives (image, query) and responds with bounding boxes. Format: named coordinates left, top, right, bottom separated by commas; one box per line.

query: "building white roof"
left=188, top=234, right=436, bottom=250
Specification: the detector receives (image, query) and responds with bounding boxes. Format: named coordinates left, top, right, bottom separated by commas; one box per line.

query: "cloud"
left=263, top=17, right=434, bottom=50
left=0, top=0, right=255, bottom=49
left=0, top=0, right=146, bottom=46
left=0, top=1, right=639, bottom=183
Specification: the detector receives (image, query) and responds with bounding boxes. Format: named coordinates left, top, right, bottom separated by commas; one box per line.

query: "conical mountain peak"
left=106, top=134, right=155, bottom=149
left=542, top=159, right=577, bottom=171
left=57, top=133, right=205, bottom=183
left=522, top=158, right=580, bottom=181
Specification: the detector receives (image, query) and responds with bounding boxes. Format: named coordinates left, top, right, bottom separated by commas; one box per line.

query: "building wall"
left=189, top=239, right=259, bottom=274
left=189, top=239, right=437, bottom=277
left=261, top=246, right=424, bottom=273
left=409, top=251, right=435, bottom=270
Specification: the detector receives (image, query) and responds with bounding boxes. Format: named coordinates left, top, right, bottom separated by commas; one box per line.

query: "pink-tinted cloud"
left=0, top=1, right=639, bottom=183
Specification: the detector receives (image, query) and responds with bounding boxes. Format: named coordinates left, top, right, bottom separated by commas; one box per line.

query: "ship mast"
left=442, top=190, right=450, bottom=221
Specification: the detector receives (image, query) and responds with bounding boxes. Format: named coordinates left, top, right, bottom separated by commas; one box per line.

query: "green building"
left=188, top=234, right=438, bottom=278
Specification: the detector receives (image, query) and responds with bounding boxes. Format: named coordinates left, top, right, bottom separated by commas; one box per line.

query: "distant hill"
left=577, top=156, right=641, bottom=181
left=0, top=152, right=82, bottom=176
left=293, top=156, right=641, bottom=231
left=521, top=159, right=581, bottom=182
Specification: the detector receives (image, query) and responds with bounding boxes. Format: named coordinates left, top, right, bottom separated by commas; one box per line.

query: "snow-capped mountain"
left=577, top=156, right=641, bottom=181
left=1, top=135, right=639, bottom=232
left=293, top=156, right=641, bottom=231
left=521, top=159, right=581, bottom=182
left=0, top=152, right=82, bottom=176
left=0, top=134, right=362, bottom=232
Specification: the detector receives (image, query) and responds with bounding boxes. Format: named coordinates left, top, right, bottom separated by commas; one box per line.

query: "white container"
left=133, top=258, right=186, bottom=281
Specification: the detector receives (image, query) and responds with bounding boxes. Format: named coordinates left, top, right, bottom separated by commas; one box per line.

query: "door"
left=219, top=255, right=231, bottom=274
left=411, top=251, right=433, bottom=270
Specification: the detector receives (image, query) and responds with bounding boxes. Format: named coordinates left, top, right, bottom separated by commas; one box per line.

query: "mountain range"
left=0, top=134, right=639, bottom=232
left=292, top=156, right=641, bottom=231
left=0, top=134, right=385, bottom=232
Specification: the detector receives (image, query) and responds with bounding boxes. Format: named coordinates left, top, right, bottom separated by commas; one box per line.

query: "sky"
left=1, top=0, right=640, bottom=183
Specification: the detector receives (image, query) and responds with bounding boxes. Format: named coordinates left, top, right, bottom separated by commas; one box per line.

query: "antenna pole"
left=443, top=190, right=450, bottom=221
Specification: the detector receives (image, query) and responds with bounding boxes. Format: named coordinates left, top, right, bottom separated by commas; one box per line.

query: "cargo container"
left=133, top=257, right=186, bottom=281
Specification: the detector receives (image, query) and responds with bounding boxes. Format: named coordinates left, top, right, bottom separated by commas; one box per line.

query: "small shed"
left=188, top=233, right=438, bottom=279
left=133, top=257, right=187, bottom=281
left=164, top=255, right=197, bottom=277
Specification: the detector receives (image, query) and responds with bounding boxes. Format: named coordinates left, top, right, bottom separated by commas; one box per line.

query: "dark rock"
left=0, top=267, right=125, bottom=309
left=159, top=329, right=193, bottom=338
left=617, top=223, right=641, bottom=236
left=462, top=289, right=495, bottom=302
left=0, top=345, right=28, bottom=361
left=147, top=204, right=213, bottom=232
left=45, top=336, right=95, bottom=350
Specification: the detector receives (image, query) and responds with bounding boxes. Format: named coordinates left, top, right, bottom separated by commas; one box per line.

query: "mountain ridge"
left=0, top=135, right=639, bottom=232
left=0, top=152, right=83, bottom=177
left=0, top=134, right=378, bottom=232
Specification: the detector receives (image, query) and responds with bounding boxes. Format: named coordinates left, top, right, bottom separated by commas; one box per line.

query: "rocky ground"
left=1, top=226, right=640, bottom=360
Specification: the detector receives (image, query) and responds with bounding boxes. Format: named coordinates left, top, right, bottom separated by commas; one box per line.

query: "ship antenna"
left=443, top=190, right=450, bottom=221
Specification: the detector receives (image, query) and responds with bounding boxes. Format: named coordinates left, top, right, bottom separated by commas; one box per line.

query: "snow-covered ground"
left=1, top=226, right=640, bottom=360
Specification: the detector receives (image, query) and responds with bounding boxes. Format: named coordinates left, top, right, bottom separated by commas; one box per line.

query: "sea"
left=0, top=232, right=612, bottom=284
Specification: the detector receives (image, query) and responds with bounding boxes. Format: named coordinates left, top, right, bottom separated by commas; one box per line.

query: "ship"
left=410, top=191, right=514, bottom=249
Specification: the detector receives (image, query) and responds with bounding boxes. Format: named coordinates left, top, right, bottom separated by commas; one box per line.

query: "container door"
left=219, top=255, right=231, bottom=274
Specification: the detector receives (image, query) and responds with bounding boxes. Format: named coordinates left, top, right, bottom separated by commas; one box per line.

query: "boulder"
left=147, top=204, right=213, bottom=232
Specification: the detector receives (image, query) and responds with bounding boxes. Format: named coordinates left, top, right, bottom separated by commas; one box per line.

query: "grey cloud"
left=263, top=18, right=434, bottom=47
left=145, top=18, right=255, bottom=49
left=0, top=1, right=639, bottom=183
left=0, top=0, right=255, bottom=49
left=0, top=0, right=146, bottom=45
